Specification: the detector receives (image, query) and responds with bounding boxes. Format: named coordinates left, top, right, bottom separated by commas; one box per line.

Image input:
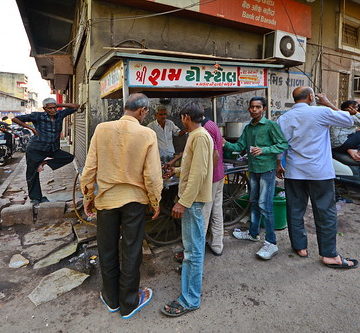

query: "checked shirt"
left=16, top=108, right=76, bottom=152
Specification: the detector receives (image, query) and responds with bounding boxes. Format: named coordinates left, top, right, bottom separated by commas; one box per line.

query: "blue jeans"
left=249, top=170, right=276, bottom=245
left=177, top=202, right=205, bottom=309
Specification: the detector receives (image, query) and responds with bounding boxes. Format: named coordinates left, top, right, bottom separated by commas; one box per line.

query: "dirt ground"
left=0, top=160, right=360, bottom=333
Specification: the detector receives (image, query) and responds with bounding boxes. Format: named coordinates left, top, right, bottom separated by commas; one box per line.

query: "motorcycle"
left=0, top=122, right=15, bottom=166
left=10, top=125, right=32, bottom=152
left=332, top=151, right=360, bottom=199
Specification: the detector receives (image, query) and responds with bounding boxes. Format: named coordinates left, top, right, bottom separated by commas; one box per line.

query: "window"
left=21, top=101, right=25, bottom=106
left=342, top=23, right=359, bottom=48
left=354, top=75, right=360, bottom=94
left=339, top=73, right=350, bottom=103
left=339, top=14, right=360, bottom=53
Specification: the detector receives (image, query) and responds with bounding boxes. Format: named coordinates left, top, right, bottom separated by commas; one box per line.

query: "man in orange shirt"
left=81, top=93, right=163, bottom=319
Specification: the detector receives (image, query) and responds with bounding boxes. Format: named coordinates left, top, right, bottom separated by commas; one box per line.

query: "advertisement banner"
left=100, top=62, right=124, bottom=98
left=128, top=60, right=267, bottom=89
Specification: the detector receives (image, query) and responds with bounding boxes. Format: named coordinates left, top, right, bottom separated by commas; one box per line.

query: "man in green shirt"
left=223, top=97, right=288, bottom=260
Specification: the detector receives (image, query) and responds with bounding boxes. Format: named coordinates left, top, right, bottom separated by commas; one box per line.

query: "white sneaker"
left=256, top=241, right=278, bottom=260
left=232, top=229, right=260, bottom=242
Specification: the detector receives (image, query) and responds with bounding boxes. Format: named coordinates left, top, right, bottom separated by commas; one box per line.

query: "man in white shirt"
left=277, top=86, right=358, bottom=269
left=147, top=106, right=186, bottom=160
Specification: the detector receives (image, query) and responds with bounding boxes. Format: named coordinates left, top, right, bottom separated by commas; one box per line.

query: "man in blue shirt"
left=277, top=87, right=358, bottom=269
left=12, top=98, right=80, bottom=205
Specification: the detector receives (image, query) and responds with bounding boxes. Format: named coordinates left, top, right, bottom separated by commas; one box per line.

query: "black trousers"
left=284, top=179, right=338, bottom=258
left=97, top=202, right=147, bottom=316
left=25, top=147, right=74, bottom=200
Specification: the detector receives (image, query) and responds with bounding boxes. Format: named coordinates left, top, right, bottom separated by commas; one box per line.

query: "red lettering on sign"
left=149, top=69, right=161, bottom=86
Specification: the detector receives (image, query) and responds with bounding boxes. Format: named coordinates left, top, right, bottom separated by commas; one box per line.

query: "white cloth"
left=203, top=178, right=224, bottom=254
left=277, top=103, right=353, bottom=180
left=147, top=119, right=181, bottom=158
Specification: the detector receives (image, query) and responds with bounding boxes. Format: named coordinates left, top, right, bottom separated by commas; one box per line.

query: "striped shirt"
left=16, top=108, right=76, bottom=151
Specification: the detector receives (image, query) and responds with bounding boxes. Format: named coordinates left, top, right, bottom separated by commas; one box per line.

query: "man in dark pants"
left=277, top=87, right=358, bottom=269
left=12, top=98, right=80, bottom=204
left=81, top=93, right=163, bottom=319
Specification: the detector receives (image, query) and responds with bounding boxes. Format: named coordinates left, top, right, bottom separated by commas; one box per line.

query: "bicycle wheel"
left=223, top=172, right=250, bottom=227
left=144, top=185, right=182, bottom=246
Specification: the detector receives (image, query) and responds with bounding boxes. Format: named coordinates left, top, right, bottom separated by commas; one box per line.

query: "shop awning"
left=91, top=51, right=284, bottom=99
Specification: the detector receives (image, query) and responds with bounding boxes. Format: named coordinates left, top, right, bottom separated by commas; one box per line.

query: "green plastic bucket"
left=236, top=187, right=287, bottom=230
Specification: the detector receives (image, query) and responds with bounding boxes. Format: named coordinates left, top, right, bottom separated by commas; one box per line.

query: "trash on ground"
left=68, top=252, right=85, bottom=263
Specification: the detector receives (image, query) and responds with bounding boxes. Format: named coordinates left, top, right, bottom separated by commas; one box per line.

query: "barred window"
left=354, top=76, right=360, bottom=94
left=342, top=23, right=359, bottom=48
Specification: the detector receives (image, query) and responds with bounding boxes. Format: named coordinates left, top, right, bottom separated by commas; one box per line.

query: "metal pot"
left=225, top=122, right=244, bottom=138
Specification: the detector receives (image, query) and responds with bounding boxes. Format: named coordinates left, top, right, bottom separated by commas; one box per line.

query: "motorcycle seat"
left=332, top=151, right=360, bottom=166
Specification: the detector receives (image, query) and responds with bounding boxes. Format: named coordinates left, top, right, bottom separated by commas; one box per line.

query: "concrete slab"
left=73, top=223, right=96, bottom=243
left=33, top=241, right=78, bottom=269
left=28, top=268, right=89, bottom=306
left=0, top=198, right=11, bottom=211
left=1, top=204, right=34, bottom=226
left=36, top=202, right=66, bottom=224
left=9, top=254, right=29, bottom=268
left=23, top=220, right=73, bottom=246
left=0, top=233, right=22, bottom=252
left=22, top=234, right=75, bottom=262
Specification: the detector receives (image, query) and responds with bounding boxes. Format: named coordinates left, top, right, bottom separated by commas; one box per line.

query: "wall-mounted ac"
left=263, top=30, right=307, bottom=63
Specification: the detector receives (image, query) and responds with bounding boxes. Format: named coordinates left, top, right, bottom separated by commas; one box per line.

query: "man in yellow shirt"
left=161, top=102, right=213, bottom=317
left=81, top=93, right=163, bottom=319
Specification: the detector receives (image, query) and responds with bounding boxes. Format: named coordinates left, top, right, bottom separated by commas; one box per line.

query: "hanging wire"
left=92, top=0, right=216, bottom=23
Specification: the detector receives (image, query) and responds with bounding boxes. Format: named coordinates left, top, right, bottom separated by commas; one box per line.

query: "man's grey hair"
left=125, top=93, right=149, bottom=111
left=42, top=98, right=57, bottom=107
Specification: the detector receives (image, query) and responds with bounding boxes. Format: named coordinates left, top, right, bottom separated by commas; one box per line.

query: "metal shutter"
left=73, top=46, right=87, bottom=170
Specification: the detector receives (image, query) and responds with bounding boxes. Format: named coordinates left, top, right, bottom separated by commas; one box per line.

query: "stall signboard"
left=100, top=62, right=123, bottom=98
left=128, top=60, right=267, bottom=89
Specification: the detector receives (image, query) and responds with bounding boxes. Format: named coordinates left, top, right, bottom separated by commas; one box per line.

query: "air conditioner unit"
left=263, top=30, right=307, bottom=63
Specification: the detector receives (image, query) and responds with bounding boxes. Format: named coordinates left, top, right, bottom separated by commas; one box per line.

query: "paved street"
left=0, top=158, right=359, bottom=333
left=0, top=152, right=23, bottom=184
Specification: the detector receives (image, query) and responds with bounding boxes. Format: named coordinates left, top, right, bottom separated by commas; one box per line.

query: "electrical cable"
left=92, top=0, right=216, bottom=23
left=72, top=172, right=96, bottom=226
left=279, top=0, right=307, bottom=56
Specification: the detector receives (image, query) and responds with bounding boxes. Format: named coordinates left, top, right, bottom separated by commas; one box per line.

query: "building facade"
left=16, top=0, right=360, bottom=168
left=0, top=91, right=27, bottom=119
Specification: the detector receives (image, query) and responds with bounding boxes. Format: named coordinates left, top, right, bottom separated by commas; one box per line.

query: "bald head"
left=124, top=93, right=149, bottom=123
left=124, top=93, right=149, bottom=112
left=293, top=86, right=315, bottom=103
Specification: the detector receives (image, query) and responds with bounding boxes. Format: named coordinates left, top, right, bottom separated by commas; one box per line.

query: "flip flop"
left=121, top=287, right=153, bottom=319
left=324, top=256, right=358, bottom=269
left=160, top=300, right=197, bottom=317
